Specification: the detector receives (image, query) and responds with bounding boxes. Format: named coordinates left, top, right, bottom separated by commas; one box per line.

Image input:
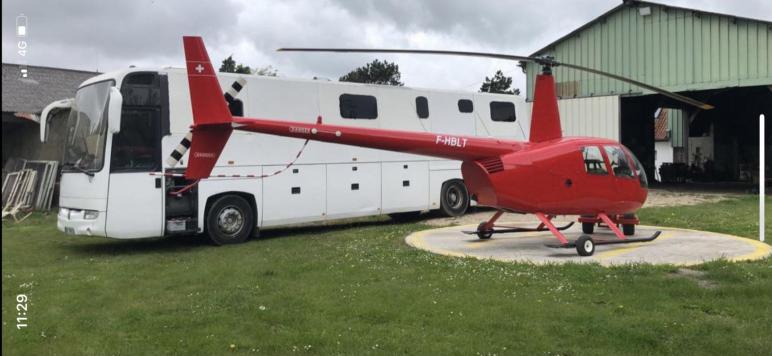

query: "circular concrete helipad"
left=405, top=223, right=771, bottom=266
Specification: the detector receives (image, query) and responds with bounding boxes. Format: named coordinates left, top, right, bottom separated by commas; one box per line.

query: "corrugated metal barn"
left=524, top=0, right=772, bottom=183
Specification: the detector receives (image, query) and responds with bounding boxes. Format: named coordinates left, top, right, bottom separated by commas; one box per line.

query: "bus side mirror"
left=108, top=87, right=123, bottom=134
left=40, top=98, right=74, bottom=142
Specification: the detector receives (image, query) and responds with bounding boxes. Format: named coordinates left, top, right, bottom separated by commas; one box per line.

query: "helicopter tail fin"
left=182, top=36, right=233, bottom=180
left=529, top=73, right=562, bottom=143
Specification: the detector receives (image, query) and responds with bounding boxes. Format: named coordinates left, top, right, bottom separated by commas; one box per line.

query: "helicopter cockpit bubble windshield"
left=625, top=147, right=648, bottom=188
left=602, top=145, right=648, bottom=188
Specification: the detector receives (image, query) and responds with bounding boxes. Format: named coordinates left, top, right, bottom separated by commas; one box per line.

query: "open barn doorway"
left=621, top=85, right=771, bottom=185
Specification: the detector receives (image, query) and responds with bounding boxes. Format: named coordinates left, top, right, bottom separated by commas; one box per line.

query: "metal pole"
left=761, top=114, right=765, bottom=242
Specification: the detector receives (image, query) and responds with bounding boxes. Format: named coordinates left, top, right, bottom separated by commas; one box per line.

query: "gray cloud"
left=3, top=0, right=771, bottom=94
left=2, top=0, right=243, bottom=70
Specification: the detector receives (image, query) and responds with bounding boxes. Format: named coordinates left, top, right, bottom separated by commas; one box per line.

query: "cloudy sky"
left=3, top=0, right=771, bottom=93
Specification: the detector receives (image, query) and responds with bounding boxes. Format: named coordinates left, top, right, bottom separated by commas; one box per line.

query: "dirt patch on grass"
left=643, top=189, right=739, bottom=208
left=669, top=268, right=718, bottom=289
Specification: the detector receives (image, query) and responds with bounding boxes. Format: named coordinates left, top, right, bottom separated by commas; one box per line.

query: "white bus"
left=42, top=68, right=530, bottom=244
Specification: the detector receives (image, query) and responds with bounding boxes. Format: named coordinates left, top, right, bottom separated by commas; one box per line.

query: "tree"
left=253, top=65, right=278, bottom=77
left=339, top=59, right=404, bottom=86
left=480, top=70, right=520, bottom=95
left=219, top=55, right=251, bottom=74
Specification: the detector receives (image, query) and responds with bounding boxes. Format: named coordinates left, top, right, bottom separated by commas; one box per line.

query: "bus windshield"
left=63, top=80, right=113, bottom=173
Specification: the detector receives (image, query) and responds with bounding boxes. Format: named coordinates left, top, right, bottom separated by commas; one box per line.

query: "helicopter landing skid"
left=544, top=212, right=659, bottom=256
left=462, top=222, right=574, bottom=235
left=545, top=231, right=661, bottom=248
left=463, top=211, right=573, bottom=243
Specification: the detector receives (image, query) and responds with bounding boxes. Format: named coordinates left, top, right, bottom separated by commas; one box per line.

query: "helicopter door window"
left=581, top=146, right=608, bottom=175
left=604, top=146, right=634, bottom=178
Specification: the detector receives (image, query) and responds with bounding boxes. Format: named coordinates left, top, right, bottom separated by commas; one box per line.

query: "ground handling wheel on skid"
left=476, top=222, right=493, bottom=240
left=582, top=222, right=595, bottom=234
left=575, top=235, right=595, bottom=256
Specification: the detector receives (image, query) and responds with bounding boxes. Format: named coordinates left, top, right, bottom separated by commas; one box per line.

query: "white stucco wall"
left=655, top=141, right=674, bottom=181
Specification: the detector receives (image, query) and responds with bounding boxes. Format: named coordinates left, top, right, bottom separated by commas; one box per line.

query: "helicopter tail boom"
left=181, top=36, right=522, bottom=180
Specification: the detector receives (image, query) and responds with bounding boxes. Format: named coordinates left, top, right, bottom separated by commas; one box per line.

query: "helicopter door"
left=603, top=146, right=637, bottom=194
left=577, top=146, right=615, bottom=204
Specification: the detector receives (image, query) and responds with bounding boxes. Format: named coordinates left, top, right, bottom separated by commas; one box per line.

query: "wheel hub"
left=446, top=187, right=462, bottom=209
left=217, top=207, right=244, bottom=235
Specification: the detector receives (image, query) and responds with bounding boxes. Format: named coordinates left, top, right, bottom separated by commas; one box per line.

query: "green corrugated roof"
left=525, top=0, right=772, bottom=101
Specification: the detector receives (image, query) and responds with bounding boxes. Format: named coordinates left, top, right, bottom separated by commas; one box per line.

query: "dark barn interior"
left=621, top=85, right=772, bottom=184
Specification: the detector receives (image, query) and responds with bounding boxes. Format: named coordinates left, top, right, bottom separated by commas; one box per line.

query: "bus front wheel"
left=206, top=194, right=254, bottom=245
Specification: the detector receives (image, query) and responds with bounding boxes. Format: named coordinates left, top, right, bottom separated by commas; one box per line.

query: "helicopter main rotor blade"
left=557, top=62, right=714, bottom=110
left=278, top=48, right=714, bottom=110
left=278, top=48, right=534, bottom=62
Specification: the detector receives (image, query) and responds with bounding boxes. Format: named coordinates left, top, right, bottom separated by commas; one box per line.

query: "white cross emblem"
left=194, top=64, right=204, bottom=73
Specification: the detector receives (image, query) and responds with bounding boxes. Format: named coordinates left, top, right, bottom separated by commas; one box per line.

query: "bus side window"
left=340, top=94, right=378, bottom=119
left=458, top=99, right=473, bottom=113
left=603, top=146, right=634, bottom=177
left=490, top=101, right=516, bottom=122
left=581, top=146, right=608, bottom=175
left=416, top=96, right=429, bottom=119
left=113, top=72, right=162, bottom=172
left=111, top=109, right=160, bottom=172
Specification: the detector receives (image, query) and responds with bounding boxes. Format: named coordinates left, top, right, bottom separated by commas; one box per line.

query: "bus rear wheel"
left=440, top=180, right=469, bottom=217
left=206, top=194, right=254, bottom=245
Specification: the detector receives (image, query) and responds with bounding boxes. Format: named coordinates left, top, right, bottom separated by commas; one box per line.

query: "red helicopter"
left=181, top=36, right=714, bottom=256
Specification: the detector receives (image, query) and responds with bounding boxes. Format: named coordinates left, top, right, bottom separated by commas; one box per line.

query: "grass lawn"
left=2, top=196, right=770, bottom=355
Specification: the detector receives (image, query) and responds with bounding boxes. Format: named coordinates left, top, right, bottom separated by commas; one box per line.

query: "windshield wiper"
left=63, top=162, right=95, bottom=177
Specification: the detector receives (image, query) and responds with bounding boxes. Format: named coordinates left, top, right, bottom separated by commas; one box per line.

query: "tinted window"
left=581, top=146, right=608, bottom=175
left=604, top=146, right=634, bottom=178
left=458, top=99, right=473, bottom=113
left=112, top=72, right=162, bottom=172
left=490, top=101, right=516, bottom=122
left=416, top=96, right=429, bottom=119
left=111, top=109, right=161, bottom=172
left=121, top=73, right=160, bottom=106
left=340, top=94, right=377, bottom=119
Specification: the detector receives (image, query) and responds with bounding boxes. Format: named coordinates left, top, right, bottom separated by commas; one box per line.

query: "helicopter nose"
left=639, top=187, right=649, bottom=205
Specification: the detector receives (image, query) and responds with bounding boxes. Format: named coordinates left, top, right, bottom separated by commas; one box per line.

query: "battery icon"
left=16, top=14, right=28, bottom=37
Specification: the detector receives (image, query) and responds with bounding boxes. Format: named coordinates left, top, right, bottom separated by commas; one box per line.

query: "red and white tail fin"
left=182, top=36, right=233, bottom=179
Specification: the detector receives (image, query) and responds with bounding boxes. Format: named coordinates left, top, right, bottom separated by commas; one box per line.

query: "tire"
left=476, top=222, right=493, bottom=240
left=582, top=222, right=595, bottom=234
left=440, top=180, right=469, bottom=217
left=575, top=235, right=595, bottom=256
left=623, top=224, right=635, bottom=236
left=206, top=195, right=254, bottom=245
